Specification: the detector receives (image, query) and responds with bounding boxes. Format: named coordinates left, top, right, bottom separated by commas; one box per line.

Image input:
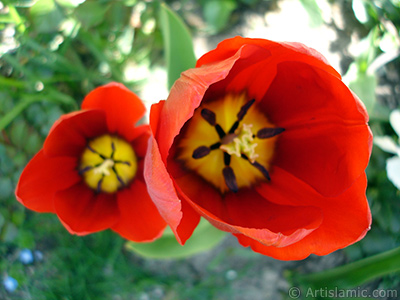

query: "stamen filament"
left=224, top=152, right=231, bottom=166
left=215, top=124, right=226, bottom=139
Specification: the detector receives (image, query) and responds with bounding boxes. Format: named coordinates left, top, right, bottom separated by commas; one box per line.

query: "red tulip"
left=144, top=37, right=373, bottom=260
left=16, top=83, right=166, bottom=242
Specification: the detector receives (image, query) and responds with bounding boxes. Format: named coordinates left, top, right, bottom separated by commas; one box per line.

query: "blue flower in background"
left=3, top=276, right=18, bottom=293
left=19, top=248, right=34, bottom=265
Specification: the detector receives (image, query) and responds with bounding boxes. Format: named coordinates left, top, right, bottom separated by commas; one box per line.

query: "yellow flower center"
left=79, top=134, right=137, bottom=193
left=176, top=93, right=284, bottom=194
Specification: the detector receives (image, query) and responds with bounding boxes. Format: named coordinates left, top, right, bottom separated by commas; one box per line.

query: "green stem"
left=5, top=3, right=26, bottom=33
left=0, top=77, right=27, bottom=88
left=0, top=91, right=78, bottom=131
left=0, top=98, right=38, bottom=131
left=298, top=246, right=400, bottom=289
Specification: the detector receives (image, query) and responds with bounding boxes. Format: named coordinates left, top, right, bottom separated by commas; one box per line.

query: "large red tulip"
left=16, top=83, right=166, bottom=242
left=144, top=37, right=373, bottom=260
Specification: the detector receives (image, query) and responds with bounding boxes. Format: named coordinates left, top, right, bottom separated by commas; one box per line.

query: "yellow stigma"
left=177, top=93, right=282, bottom=193
left=79, top=135, right=137, bottom=193
left=220, top=124, right=259, bottom=163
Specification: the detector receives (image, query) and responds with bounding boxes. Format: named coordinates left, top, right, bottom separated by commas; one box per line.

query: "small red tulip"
left=16, top=83, right=166, bottom=242
left=144, top=37, right=373, bottom=260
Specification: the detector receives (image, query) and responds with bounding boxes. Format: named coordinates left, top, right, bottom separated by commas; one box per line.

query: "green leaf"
left=55, top=0, right=86, bottom=8
left=158, top=2, right=196, bottom=89
left=344, top=61, right=390, bottom=121
left=299, top=0, right=324, bottom=28
left=295, top=246, right=400, bottom=289
left=203, top=0, right=237, bottom=33
left=30, top=0, right=64, bottom=33
left=75, top=1, right=110, bottom=28
left=126, top=218, right=226, bottom=259
left=0, top=177, right=13, bottom=200
left=9, top=120, right=29, bottom=149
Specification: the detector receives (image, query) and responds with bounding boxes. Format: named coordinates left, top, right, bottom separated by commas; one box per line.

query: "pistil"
left=93, top=159, right=115, bottom=176
left=79, top=135, right=137, bottom=194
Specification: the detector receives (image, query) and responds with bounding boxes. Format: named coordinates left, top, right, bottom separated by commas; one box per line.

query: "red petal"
left=144, top=135, right=201, bottom=244
left=54, top=182, right=119, bottom=235
left=15, top=150, right=80, bottom=212
left=81, top=82, right=146, bottom=141
left=261, top=61, right=368, bottom=128
left=264, top=61, right=372, bottom=196
left=174, top=172, right=323, bottom=248
left=149, top=100, right=165, bottom=136
left=197, top=36, right=340, bottom=79
left=112, top=179, right=166, bottom=242
left=154, top=51, right=242, bottom=160
left=130, top=125, right=151, bottom=159
left=248, top=169, right=371, bottom=260
left=44, top=110, right=108, bottom=157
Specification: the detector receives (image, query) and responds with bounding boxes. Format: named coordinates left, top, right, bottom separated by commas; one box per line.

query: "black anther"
left=223, top=166, right=239, bottom=193
left=114, top=160, right=131, bottom=166
left=201, top=109, right=216, bottom=126
left=257, top=127, right=285, bottom=139
left=192, top=146, right=211, bottom=159
left=96, top=177, right=104, bottom=193
left=78, top=166, right=92, bottom=175
left=237, top=99, right=255, bottom=121
left=111, top=141, right=116, bottom=158
left=87, top=145, right=106, bottom=159
left=251, top=161, right=271, bottom=181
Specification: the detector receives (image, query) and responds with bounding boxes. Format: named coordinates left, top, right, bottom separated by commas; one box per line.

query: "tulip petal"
left=54, top=182, right=119, bottom=235
left=248, top=169, right=371, bottom=260
left=154, top=49, right=243, bottom=160
left=173, top=172, right=323, bottom=248
left=261, top=61, right=368, bottom=128
left=44, top=110, right=108, bottom=157
left=112, top=179, right=166, bottom=242
left=81, top=82, right=146, bottom=141
left=130, top=125, right=151, bottom=159
left=15, top=150, right=80, bottom=212
left=196, top=36, right=340, bottom=79
left=144, top=135, right=201, bottom=244
left=263, top=61, right=372, bottom=196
